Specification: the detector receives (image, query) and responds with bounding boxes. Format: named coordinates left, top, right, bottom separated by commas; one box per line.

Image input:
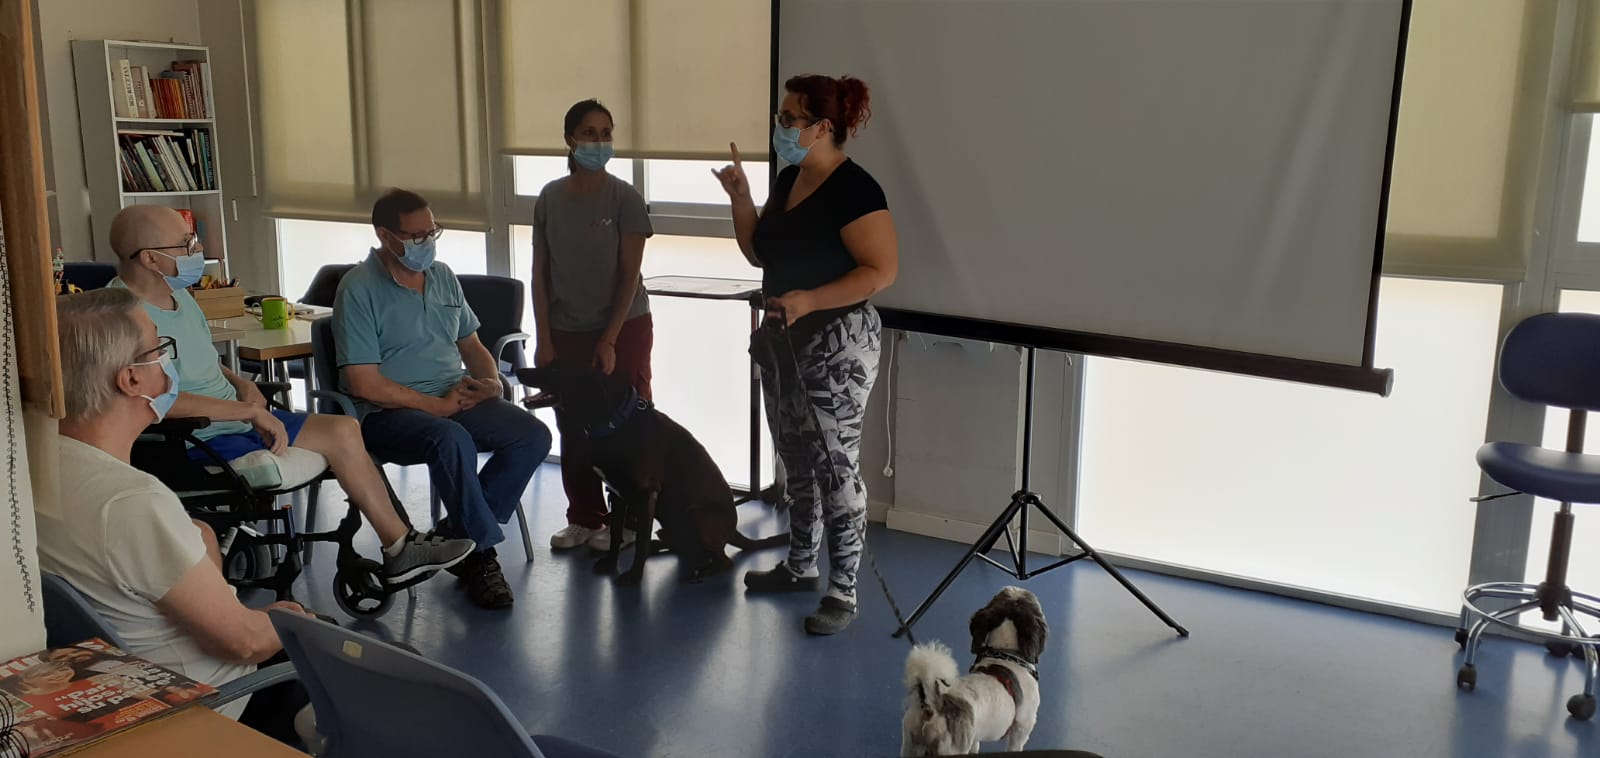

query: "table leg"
left=301, top=356, right=314, bottom=413
left=745, top=306, right=762, bottom=504
left=224, top=342, right=239, bottom=374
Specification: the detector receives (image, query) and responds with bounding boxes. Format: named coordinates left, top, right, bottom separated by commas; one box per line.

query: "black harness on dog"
left=584, top=385, right=653, bottom=440
left=972, top=647, right=1040, bottom=680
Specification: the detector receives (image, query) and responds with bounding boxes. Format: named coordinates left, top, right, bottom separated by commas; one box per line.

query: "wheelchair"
left=129, top=381, right=429, bottom=618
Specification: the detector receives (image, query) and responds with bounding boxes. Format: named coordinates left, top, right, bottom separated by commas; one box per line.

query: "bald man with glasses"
left=106, top=204, right=474, bottom=584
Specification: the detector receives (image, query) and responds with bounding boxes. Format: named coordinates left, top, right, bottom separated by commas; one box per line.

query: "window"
left=647, top=159, right=770, bottom=208
left=276, top=219, right=486, bottom=301
left=510, top=227, right=770, bottom=487
left=1579, top=118, right=1600, bottom=245
left=513, top=156, right=630, bottom=197
left=1078, top=277, right=1504, bottom=612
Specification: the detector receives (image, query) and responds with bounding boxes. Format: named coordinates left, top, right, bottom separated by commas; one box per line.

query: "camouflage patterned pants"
left=754, top=305, right=881, bottom=603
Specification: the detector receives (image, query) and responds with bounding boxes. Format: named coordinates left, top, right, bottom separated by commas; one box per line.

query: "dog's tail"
left=728, top=530, right=789, bottom=551
left=904, top=642, right=959, bottom=711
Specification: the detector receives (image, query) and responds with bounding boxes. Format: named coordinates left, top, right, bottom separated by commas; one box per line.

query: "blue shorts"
left=188, top=410, right=310, bottom=462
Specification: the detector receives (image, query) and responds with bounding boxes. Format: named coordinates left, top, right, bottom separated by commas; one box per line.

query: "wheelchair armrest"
left=492, top=332, right=531, bottom=363
left=308, top=389, right=360, bottom=419
left=146, top=417, right=212, bottom=435
left=209, top=661, right=298, bottom=706
left=255, top=381, right=294, bottom=411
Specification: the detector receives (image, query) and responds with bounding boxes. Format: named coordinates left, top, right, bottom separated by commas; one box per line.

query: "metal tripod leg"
left=1027, top=495, right=1189, bottom=637
left=892, top=492, right=1027, bottom=638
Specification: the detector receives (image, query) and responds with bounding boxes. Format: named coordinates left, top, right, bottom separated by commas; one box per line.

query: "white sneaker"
left=586, top=526, right=636, bottom=552
left=550, top=524, right=600, bottom=550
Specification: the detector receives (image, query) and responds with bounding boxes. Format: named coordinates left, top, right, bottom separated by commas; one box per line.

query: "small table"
left=643, top=276, right=769, bottom=503
left=210, top=316, right=318, bottom=411
left=75, top=706, right=307, bottom=757
left=210, top=324, right=246, bottom=373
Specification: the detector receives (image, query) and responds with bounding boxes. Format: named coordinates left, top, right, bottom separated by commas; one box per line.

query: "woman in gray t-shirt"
left=532, top=99, right=656, bottom=554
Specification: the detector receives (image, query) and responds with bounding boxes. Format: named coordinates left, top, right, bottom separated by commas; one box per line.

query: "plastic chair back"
left=269, top=610, right=544, bottom=758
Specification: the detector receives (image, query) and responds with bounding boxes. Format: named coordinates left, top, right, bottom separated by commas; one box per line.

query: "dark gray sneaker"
left=382, top=531, right=475, bottom=583
left=804, top=596, right=857, bottom=635
left=743, top=562, right=821, bottom=593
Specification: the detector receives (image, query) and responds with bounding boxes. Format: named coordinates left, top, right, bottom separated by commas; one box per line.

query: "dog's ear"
left=1013, top=596, right=1050, bottom=662
left=969, top=605, right=1003, bottom=655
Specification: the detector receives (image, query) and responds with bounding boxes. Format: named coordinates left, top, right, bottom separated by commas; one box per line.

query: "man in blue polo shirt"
left=334, top=188, right=552, bottom=609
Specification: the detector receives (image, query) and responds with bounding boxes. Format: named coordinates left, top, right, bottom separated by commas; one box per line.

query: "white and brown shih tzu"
left=900, top=586, right=1049, bottom=756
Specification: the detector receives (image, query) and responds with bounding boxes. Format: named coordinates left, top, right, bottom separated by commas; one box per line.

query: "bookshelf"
left=71, top=39, right=228, bottom=278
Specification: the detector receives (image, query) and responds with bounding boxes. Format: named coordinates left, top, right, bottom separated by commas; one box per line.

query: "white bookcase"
left=71, top=39, right=228, bottom=278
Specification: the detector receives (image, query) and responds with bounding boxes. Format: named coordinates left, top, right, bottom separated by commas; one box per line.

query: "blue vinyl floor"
left=275, top=464, right=1599, bottom=757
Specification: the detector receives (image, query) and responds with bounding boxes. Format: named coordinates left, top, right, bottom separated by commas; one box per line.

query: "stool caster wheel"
left=1456, top=664, right=1477, bottom=692
left=334, top=559, right=394, bottom=618
left=1568, top=694, right=1596, bottom=720
left=1548, top=640, right=1577, bottom=658
left=1454, top=628, right=1468, bottom=649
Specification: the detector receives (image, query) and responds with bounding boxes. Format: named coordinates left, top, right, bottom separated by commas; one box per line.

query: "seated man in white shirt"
left=37, top=288, right=309, bottom=743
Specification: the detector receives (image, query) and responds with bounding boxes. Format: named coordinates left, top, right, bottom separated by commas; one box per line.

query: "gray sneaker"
left=804, top=596, right=857, bottom=635
left=382, top=532, right=475, bottom=583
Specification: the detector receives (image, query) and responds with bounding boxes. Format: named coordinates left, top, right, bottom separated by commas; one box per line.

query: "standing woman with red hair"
left=714, top=74, right=899, bottom=635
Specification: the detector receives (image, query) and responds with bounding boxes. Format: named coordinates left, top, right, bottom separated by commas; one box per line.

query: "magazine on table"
left=0, top=638, right=214, bottom=757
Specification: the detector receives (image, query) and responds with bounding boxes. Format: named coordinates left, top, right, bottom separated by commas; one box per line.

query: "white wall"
left=35, top=0, right=202, bottom=262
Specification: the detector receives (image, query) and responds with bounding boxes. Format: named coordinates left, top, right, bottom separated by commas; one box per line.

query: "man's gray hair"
left=56, top=288, right=145, bottom=420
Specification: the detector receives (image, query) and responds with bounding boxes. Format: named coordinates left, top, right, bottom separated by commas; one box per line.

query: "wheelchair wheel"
left=224, top=534, right=275, bottom=584
left=333, top=559, right=394, bottom=618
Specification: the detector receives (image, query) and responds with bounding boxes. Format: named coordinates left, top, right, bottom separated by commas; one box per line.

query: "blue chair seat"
left=1477, top=441, right=1600, bottom=504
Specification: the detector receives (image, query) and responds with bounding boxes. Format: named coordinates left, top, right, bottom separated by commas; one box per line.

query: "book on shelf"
left=116, top=128, right=217, bottom=193
left=0, top=638, right=215, bottom=758
left=114, top=58, right=210, bottom=120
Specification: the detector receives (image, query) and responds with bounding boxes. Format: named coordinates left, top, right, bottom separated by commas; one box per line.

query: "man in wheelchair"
left=40, top=289, right=312, bottom=739
left=106, top=205, right=474, bottom=583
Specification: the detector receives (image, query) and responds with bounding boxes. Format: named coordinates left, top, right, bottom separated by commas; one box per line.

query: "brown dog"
left=518, top=364, right=786, bottom=585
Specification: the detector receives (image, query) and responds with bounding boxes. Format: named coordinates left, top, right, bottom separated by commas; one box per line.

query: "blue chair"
left=307, top=317, right=536, bottom=562
left=42, top=572, right=296, bottom=706
left=268, top=610, right=620, bottom=758
left=458, top=274, right=533, bottom=402
left=1457, top=312, right=1600, bottom=720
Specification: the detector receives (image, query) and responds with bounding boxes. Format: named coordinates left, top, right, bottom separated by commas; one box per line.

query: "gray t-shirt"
left=532, top=174, right=654, bottom=332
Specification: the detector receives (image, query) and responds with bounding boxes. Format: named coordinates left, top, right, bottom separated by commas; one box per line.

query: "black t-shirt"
left=753, top=159, right=888, bottom=331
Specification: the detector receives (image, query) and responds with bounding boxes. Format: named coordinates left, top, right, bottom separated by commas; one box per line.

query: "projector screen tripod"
left=892, top=346, right=1190, bottom=640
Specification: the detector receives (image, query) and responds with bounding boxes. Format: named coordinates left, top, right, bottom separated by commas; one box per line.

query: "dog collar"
left=972, top=647, right=1039, bottom=681
left=585, top=385, right=652, bottom=440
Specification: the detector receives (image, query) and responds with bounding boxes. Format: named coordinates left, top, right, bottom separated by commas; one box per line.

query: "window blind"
left=498, top=0, right=769, bottom=160
left=254, top=0, right=488, bottom=229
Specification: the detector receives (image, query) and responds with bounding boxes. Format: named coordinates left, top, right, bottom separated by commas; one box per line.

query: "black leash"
left=766, top=307, right=917, bottom=647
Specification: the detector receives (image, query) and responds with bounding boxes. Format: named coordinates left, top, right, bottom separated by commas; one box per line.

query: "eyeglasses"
left=774, top=112, right=817, bottom=129
left=391, top=226, right=445, bottom=245
left=132, top=336, right=177, bottom=365
left=143, top=234, right=199, bottom=256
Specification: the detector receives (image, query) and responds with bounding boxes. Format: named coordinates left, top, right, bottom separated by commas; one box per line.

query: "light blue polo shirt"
left=109, top=278, right=250, bottom=440
left=332, top=251, right=481, bottom=407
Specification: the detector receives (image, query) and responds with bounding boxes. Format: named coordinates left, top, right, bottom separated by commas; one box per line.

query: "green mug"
left=257, top=296, right=290, bottom=329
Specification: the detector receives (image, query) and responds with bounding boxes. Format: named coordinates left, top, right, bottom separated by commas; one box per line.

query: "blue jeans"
left=360, top=398, right=552, bottom=549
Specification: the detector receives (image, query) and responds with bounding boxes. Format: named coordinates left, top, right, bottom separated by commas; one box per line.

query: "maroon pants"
left=551, top=313, right=654, bottom=528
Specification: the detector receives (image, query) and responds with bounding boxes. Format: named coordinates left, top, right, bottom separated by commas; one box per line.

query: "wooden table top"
left=73, top=707, right=307, bottom=757
left=210, top=316, right=316, bottom=361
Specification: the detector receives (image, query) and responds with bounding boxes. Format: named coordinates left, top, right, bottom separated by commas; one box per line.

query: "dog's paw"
left=592, top=556, right=617, bottom=575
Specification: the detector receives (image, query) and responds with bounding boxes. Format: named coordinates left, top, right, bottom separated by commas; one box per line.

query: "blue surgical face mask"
left=134, top=354, right=180, bottom=422
left=156, top=250, right=206, bottom=291
left=772, top=123, right=813, bottom=166
left=572, top=141, right=615, bottom=172
left=396, top=237, right=437, bottom=272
